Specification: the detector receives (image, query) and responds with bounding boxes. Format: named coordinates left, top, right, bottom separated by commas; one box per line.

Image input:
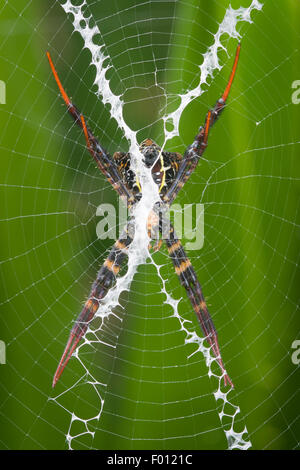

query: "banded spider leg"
left=52, top=222, right=134, bottom=387
left=163, top=219, right=233, bottom=387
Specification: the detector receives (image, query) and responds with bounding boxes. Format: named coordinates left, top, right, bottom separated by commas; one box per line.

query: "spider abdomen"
left=113, top=146, right=182, bottom=199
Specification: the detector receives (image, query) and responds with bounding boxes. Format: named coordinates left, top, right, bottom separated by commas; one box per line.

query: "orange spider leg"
left=222, top=43, right=241, bottom=102
left=163, top=43, right=241, bottom=206
left=46, top=51, right=71, bottom=108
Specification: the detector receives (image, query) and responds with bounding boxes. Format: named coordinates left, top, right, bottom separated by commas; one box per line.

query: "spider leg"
left=52, top=222, right=134, bottom=387
left=46, top=52, right=136, bottom=208
left=163, top=44, right=240, bottom=206
left=163, top=221, right=233, bottom=387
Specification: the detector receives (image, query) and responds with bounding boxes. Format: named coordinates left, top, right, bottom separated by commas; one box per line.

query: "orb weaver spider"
left=47, top=44, right=240, bottom=389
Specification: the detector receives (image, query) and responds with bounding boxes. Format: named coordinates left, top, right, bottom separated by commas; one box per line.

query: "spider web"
left=0, top=0, right=299, bottom=450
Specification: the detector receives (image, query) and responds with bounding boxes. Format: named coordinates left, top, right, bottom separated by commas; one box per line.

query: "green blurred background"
left=0, top=0, right=299, bottom=450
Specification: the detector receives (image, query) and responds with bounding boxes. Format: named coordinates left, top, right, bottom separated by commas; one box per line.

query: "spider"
left=47, top=44, right=240, bottom=389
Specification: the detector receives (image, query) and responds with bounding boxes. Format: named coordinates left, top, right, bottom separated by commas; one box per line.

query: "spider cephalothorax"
left=47, top=44, right=241, bottom=388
